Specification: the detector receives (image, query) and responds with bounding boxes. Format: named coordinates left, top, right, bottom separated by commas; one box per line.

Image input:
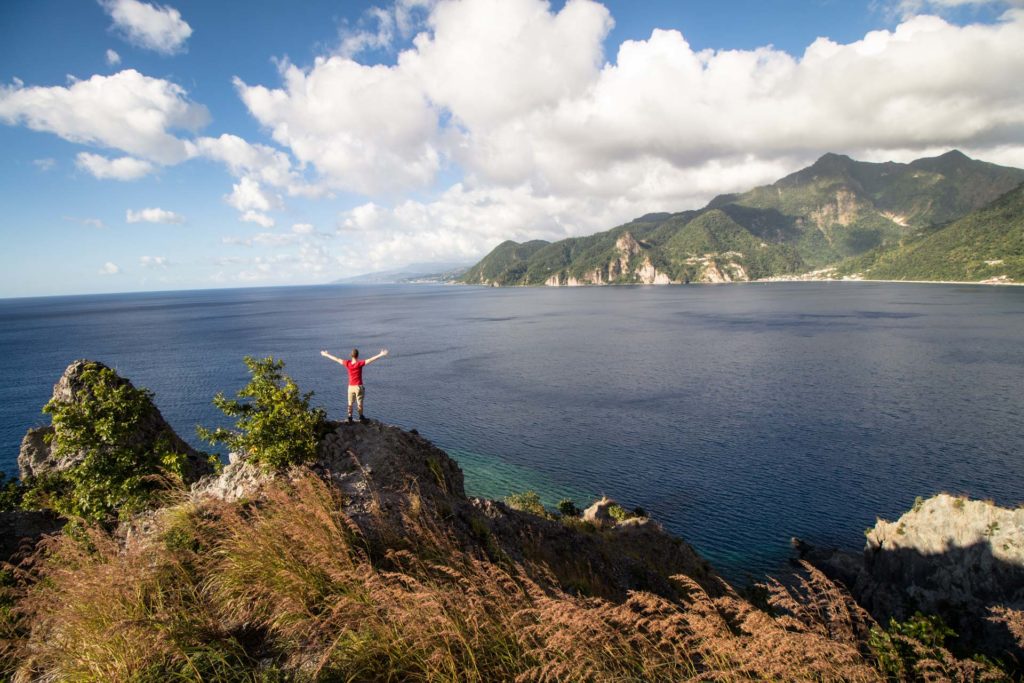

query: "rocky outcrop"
left=17, top=428, right=56, bottom=479
left=193, top=419, right=722, bottom=601
left=544, top=232, right=679, bottom=286
left=194, top=420, right=463, bottom=525
left=809, top=188, right=869, bottom=229
left=17, top=360, right=215, bottom=484
left=797, top=493, right=1024, bottom=661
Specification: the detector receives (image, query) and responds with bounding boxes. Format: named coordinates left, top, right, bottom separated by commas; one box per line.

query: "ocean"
left=2, top=282, right=1022, bottom=581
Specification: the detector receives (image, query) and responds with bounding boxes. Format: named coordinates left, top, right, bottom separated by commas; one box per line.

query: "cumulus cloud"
left=139, top=255, right=169, bottom=268
left=0, top=69, right=208, bottom=164
left=225, top=176, right=277, bottom=212
left=126, top=207, right=184, bottom=223
left=32, top=158, right=56, bottom=171
left=98, top=261, right=120, bottom=275
left=292, top=223, right=315, bottom=234
left=240, top=210, right=275, bottom=228
left=234, top=59, right=441, bottom=195
left=76, top=152, right=155, bottom=180
left=189, top=134, right=311, bottom=193
left=106, top=49, right=121, bottom=65
left=100, top=0, right=192, bottom=54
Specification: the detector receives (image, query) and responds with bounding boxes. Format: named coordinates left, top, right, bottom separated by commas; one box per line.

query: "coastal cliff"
left=798, top=494, right=1024, bottom=665
left=2, top=361, right=1021, bottom=680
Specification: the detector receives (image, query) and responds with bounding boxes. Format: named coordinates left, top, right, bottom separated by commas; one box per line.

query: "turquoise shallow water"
left=1, top=282, right=1022, bottom=582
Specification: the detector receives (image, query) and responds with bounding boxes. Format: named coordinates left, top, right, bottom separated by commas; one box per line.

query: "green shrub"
left=868, top=612, right=957, bottom=679
left=557, top=499, right=581, bottom=518
left=29, top=363, right=188, bottom=523
left=505, top=491, right=549, bottom=518
left=198, top=356, right=327, bottom=471
left=0, top=473, right=24, bottom=512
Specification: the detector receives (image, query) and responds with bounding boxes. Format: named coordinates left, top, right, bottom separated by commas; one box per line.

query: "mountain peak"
left=937, top=149, right=969, bottom=161
left=810, top=152, right=855, bottom=170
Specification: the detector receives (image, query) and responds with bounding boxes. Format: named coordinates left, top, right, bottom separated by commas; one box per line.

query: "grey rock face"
left=17, top=359, right=214, bottom=484
left=17, top=427, right=57, bottom=479
left=583, top=497, right=619, bottom=528
left=193, top=419, right=465, bottom=520
left=191, top=420, right=721, bottom=601
left=798, top=493, right=1024, bottom=661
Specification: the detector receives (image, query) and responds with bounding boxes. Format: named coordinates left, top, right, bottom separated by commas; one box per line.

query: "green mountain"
left=462, top=151, right=1024, bottom=286
left=838, top=183, right=1024, bottom=283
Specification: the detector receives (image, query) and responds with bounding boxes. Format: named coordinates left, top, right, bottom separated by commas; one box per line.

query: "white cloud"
left=0, top=69, right=208, bottom=164
left=225, top=176, right=277, bottom=212
left=83, top=218, right=105, bottom=228
left=234, top=58, right=441, bottom=195
left=253, top=232, right=297, bottom=246
left=76, top=152, right=155, bottom=180
left=100, top=0, right=192, bottom=54
left=189, top=134, right=313, bottom=194
left=32, top=158, right=56, bottom=171
left=889, top=0, right=1024, bottom=20
left=98, top=261, right=120, bottom=275
left=139, top=255, right=169, bottom=268
left=106, top=49, right=121, bottom=66
left=336, top=0, right=435, bottom=57
left=126, top=207, right=184, bottom=223
left=292, top=223, right=315, bottom=234
left=240, top=210, right=275, bottom=228
left=402, top=0, right=613, bottom=130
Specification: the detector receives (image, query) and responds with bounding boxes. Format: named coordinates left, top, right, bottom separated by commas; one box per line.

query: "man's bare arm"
left=364, top=348, right=389, bottom=365
left=320, top=350, right=347, bottom=365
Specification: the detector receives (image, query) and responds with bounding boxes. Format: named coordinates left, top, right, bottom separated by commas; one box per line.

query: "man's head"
left=351, top=348, right=359, bottom=359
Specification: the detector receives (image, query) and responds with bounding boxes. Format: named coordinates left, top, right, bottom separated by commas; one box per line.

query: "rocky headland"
left=2, top=360, right=1022, bottom=680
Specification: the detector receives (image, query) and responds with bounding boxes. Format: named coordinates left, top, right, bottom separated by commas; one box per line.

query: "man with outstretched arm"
left=320, top=348, right=389, bottom=423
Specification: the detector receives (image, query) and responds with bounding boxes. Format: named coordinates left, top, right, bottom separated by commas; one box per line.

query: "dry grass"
left=1, top=470, right=1012, bottom=682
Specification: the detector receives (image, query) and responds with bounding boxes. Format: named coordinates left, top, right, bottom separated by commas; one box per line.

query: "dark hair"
left=351, top=348, right=359, bottom=359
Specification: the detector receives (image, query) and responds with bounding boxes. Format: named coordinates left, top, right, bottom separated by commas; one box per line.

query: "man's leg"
left=346, top=385, right=356, bottom=422
left=356, top=385, right=365, bottom=421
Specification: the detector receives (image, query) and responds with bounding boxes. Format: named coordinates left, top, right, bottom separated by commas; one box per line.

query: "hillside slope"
left=838, top=183, right=1024, bottom=282
left=462, top=150, right=1024, bottom=286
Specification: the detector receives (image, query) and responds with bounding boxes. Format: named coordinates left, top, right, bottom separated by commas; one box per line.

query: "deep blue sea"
left=2, top=282, right=1022, bottom=582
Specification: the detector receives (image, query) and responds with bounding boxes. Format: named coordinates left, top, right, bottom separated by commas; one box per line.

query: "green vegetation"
left=504, top=490, right=550, bottom=518
left=198, top=356, right=328, bottom=471
left=557, top=498, right=581, bottom=517
left=460, top=239, right=550, bottom=285
left=0, top=472, right=24, bottom=512
left=868, top=612, right=968, bottom=681
left=463, top=150, right=1024, bottom=286
left=838, top=183, right=1024, bottom=282
left=23, top=362, right=190, bottom=523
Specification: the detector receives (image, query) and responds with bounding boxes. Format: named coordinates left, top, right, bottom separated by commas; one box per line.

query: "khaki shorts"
left=347, top=384, right=365, bottom=407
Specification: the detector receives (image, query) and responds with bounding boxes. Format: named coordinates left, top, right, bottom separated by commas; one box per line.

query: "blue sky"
left=2, top=0, right=1023, bottom=297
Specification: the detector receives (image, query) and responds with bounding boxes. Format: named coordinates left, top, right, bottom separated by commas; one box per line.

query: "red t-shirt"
left=343, top=359, right=366, bottom=386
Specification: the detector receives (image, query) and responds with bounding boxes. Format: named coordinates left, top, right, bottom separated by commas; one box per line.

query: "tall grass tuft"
left=4, top=470, right=1012, bottom=681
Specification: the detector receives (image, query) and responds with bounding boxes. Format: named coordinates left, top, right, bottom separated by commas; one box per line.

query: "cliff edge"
left=798, top=493, right=1024, bottom=663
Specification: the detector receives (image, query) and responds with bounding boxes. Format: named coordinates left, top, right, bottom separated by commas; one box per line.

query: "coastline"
left=456, top=277, right=1023, bottom=288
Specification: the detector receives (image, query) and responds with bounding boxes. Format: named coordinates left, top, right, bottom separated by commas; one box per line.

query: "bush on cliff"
left=198, top=356, right=327, bottom=471
left=24, top=363, right=190, bottom=523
